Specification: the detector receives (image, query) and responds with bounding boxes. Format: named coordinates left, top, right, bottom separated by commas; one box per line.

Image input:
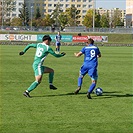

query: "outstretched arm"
left=48, top=47, right=66, bottom=57
left=19, top=43, right=37, bottom=55
left=74, top=52, right=83, bottom=57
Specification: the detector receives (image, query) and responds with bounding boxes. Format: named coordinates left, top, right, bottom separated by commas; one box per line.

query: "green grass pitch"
left=0, top=45, right=132, bottom=133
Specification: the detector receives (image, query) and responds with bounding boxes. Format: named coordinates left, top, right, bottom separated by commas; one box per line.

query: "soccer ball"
left=95, top=87, right=103, bottom=96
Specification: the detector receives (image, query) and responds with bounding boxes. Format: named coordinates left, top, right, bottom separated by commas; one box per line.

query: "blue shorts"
left=79, top=65, right=98, bottom=80
left=56, top=42, right=61, bottom=46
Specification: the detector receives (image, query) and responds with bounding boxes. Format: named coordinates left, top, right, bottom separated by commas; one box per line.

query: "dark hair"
left=88, top=38, right=94, bottom=44
left=42, top=35, right=52, bottom=42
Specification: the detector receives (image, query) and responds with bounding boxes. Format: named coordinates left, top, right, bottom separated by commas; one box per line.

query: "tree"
left=35, top=7, right=41, bottom=20
left=19, top=2, right=29, bottom=26
left=100, top=12, right=110, bottom=28
left=95, top=11, right=101, bottom=27
left=51, top=3, right=62, bottom=27
left=43, top=14, right=54, bottom=26
left=112, top=9, right=123, bottom=27
left=10, top=17, right=22, bottom=26
left=83, top=9, right=93, bottom=28
left=65, top=5, right=81, bottom=26
left=58, top=12, right=68, bottom=28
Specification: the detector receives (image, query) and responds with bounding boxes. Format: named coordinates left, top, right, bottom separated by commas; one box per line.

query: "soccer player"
left=74, top=38, right=101, bottom=99
left=55, top=31, right=62, bottom=53
left=19, top=35, right=66, bottom=98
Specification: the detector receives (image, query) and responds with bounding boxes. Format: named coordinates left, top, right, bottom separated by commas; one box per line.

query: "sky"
left=96, top=0, right=126, bottom=10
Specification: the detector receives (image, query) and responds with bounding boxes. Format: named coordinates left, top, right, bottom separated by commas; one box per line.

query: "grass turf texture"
left=0, top=45, right=132, bottom=133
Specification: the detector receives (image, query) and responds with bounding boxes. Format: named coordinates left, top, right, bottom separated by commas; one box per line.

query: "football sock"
left=56, top=48, right=57, bottom=51
left=49, top=72, right=54, bottom=83
left=78, top=76, right=83, bottom=87
left=88, top=83, right=96, bottom=93
left=27, top=81, right=39, bottom=92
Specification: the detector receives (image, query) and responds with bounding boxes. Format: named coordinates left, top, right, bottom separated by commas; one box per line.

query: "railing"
left=0, top=26, right=133, bottom=33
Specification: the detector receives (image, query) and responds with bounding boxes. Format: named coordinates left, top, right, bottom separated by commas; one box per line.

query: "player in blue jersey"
left=74, top=38, right=101, bottom=99
left=55, top=31, right=62, bottom=53
left=19, top=35, right=66, bottom=98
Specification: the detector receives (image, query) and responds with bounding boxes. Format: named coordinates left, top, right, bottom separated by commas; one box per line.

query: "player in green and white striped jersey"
left=19, top=35, right=66, bottom=98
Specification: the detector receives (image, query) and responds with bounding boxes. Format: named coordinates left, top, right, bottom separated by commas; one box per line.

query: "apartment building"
left=11, top=0, right=24, bottom=18
left=97, top=8, right=126, bottom=27
left=1, top=0, right=24, bottom=24
left=25, top=0, right=94, bottom=25
left=126, top=0, right=133, bottom=27
left=25, top=0, right=45, bottom=17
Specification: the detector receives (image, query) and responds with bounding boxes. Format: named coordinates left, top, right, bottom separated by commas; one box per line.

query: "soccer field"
left=0, top=45, right=132, bottom=133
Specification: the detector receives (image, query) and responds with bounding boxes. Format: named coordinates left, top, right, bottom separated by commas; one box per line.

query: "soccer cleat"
left=87, top=92, right=92, bottom=99
left=23, top=91, right=31, bottom=98
left=74, top=87, right=81, bottom=94
left=49, top=85, right=57, bottom=90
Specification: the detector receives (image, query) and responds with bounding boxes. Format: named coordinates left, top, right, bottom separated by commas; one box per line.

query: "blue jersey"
left=81, top=44, right=101, bottom=67
left=55, top=35, right=62, bottom=43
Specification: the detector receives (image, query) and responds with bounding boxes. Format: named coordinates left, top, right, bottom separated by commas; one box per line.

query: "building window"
left=66, top=4, right=69, bottom=7
left=12, top=14, right=16, bottom=17
left=19, top=3, right=23, bottom=6
left=88, top=5, right=92, bottom=8
left=48, top=9, right=52, bottom=12
left=48, top=4, right=52, bottom=7
left=82, top=10, right=86, bottom=13
left=89, top=0, right=92, bottom=2
left=83, top=5, right=86, bottom=7
left=36, top=3, right=40, bottom=6
left=71, top=0, right=75, bottom=2
left=7, top=13, right=10, bottom=16
left=43, top=9, right=46, bottom=12
left=13, top=8, right=16, bottom=11
left=83, top=0, right=86, bottom=2
left=31, top=3, right=34, bottom=6
left=13, top=1, right=16, bottom=5
left=77, top=0, right=81, bottom=2
left=60, top=4, right=63, bottom=7
left=77, top=5, right=81, bottom=7
left=43, top=4, right=46, bottom=7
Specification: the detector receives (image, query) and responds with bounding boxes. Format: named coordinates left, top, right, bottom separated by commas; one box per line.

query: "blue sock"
left=78, top=76, right=83, bottom=87
left=88, top=83, right=96, bottom=93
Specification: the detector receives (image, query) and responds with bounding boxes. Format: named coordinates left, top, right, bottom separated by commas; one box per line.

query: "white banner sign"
left=88, top=36, right=108, bottom=42
left=0, top=34, right=37, bottom=41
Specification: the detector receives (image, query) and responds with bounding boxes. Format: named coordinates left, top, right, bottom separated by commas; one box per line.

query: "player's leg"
left=23, top=65, right=43, bottom=98
left=74, top=66, right=87, bottom=94
left=58, top=43, right=61, bottom=52
left=87, top=68, right=98, bottom=99
left=56, top=44, right=58, bottom=52
left=23, top=75, right=42, bottom=98
left=44, top=66, right=57, bottom=90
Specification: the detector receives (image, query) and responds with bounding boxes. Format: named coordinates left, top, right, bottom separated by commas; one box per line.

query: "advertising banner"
left=37, top=35, right=72, bottom=42
left=88, top=36, right=108, bottom=42
left=73, top=36, right=88, bottom=42
left=0, top=34, right=37, bottom=41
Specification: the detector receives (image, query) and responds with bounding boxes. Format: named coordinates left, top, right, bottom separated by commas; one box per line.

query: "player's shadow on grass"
left=32, top=91, right=133, bottom=98
left=100, top=91, right=133, bottom=99
left=32, top=92, right=87, bottom=98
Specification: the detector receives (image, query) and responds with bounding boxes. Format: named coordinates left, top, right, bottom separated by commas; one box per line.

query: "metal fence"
left=0, top=26, right=133, bottom=33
